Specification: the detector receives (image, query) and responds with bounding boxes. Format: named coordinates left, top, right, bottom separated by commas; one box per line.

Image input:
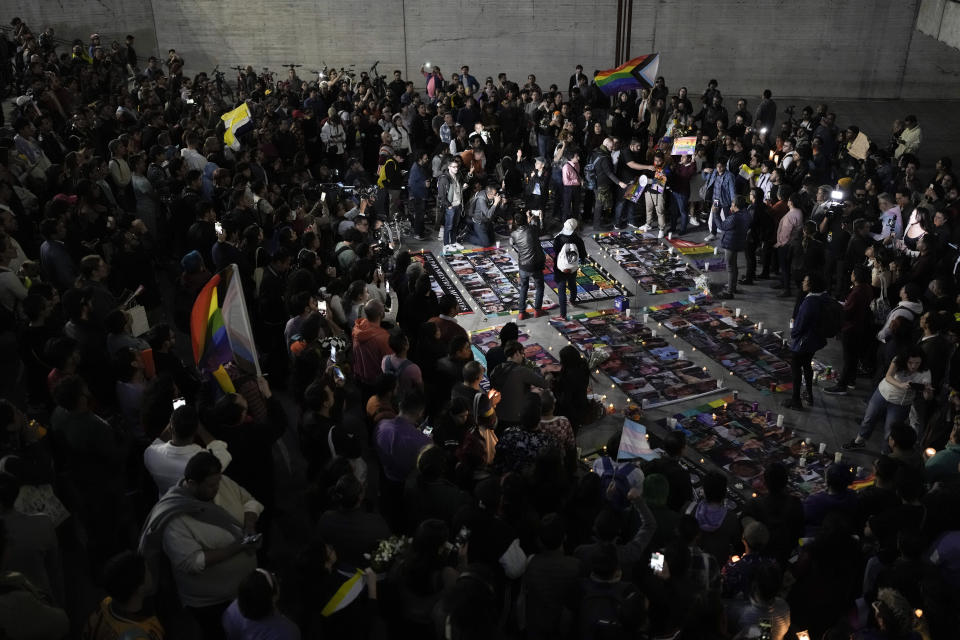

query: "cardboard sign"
left=671, top=136, right=697, bottom=156
left=848, top=132, right=870, bottom=160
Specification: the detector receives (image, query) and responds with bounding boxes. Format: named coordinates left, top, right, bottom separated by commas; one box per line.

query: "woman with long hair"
left=845, top=346, right=933, bottom=450
left=743, top=186, right=771, bottom=285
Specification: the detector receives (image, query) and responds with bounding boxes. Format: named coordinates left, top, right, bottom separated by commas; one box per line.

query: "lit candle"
left=818, top=442, right=827, bottom=454
left=717, top=379, right=724, bottom=388
left=735, top=308, right=741, bottom=318
left=768, top=150, right=774, bottom=160
left=677, top=350, right=685, bottom=360
left=702, top=366, right=708, bottom=372
left=495, top=240, right=501, bottom=249
left=652, top=284, right=657, bottom=294
left=668, top=232, right=673, bottom=240
left=714, top=246, right=719, bottom=255
left=834, top=451, right=842, bottom=463
left=789, top=320, right=794, bottom=329
left=756, top=322, right=763, bottom=332
left=625, top=308, right=631, bottom=317
left=711, top=413, right=717, bottom=421
left=643, top=313, right=649, bottom=323
left=798, top=456, right=806, bottom=468
left=924, top=447, right=937, bottom=459
left=776, top=414, right=784, bottom=427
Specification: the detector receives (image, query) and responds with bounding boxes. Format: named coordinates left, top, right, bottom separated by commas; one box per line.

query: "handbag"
left=870, top=276, right=891, bottom=326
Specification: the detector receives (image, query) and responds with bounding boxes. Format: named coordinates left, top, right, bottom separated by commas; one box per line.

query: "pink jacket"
left=562, top=159, right=581, bottom=186
left=775, top=207, right=803, bottom=248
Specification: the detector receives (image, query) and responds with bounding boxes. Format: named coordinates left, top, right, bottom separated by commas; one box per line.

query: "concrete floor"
left=402, top=224, right=875, bottom=470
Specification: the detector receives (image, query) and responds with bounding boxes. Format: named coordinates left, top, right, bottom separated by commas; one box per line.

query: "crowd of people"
left=0, top=14, right=959, bottom=640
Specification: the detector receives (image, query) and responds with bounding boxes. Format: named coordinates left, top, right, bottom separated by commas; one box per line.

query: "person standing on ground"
left=716, top=195, right=751, bottom=299
left=824, top=266, right=874, bottom=396
left=702, top=159, right=736, bottom=242
left=552, top=218, right=586, bottom=319
left=510, top=211, right=547, bottom=320
left=783, top=272, right=830, bottom=411
left=773, top=193, right=804, bottom=298
left=407, top=150, right=431, bottom=240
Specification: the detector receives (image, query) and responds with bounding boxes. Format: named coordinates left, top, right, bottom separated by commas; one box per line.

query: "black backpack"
left=583, top=151, right=603, bottom=191
left=820, top=295, right=844, bottom=339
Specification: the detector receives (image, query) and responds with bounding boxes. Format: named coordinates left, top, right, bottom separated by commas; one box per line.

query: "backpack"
left=377, top=157, right=396, bottom=188
left=820, top=295, right=844, bottom=339
left=579, top=585, right=641, bottom=640
left=583, top=151, right=603, bottom=191
left=556, top=240, right=581, bottom=273
left=596, top=455, right=634, bottom=510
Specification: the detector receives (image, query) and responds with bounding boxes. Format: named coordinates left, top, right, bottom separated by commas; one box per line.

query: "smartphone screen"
left=321, top=192, right=327, bottom=202
left=332, top=365, right=345, bottom=382
left=214, top=221, right=224, bottom=235
left=172, top=397, right=186, bottom=410
left=649, top=552, right=664, bottom=573
left=330, top=345, right=337, bottom=363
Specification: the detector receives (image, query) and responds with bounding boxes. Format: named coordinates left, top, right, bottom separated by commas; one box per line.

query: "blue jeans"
left=518, top=268, right=544, bottom=313
left=615, top=199, right=637, bottom=227
left=443, top=205, right=461, bottom=245
left=672, top=192, right=689, bottom=233
left=857, top=389, right=911, bottom=443
left=555, top=271, right=578, bottom=317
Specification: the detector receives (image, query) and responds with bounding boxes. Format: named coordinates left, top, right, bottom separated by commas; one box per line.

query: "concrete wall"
left=917, top=0, right=960, bottom=50
left=9, top=0, right=159, bottom=65
left=8, top=0, right=960, bottom=99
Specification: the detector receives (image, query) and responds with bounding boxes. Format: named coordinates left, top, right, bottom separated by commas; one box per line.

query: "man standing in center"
left=511, top=211, right=547, bottom=320
left=716, top=195, right=752, bottom=299
left=773, top=193, right=805, bottom=298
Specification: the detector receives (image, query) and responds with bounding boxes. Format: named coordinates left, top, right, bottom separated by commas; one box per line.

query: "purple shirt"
left=374, top=415, right=431, bottom=482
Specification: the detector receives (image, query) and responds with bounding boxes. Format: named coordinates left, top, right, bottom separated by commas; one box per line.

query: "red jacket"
left=842, top=283, right=873, bottom=333
left=352, top=318, right=393, bottom=383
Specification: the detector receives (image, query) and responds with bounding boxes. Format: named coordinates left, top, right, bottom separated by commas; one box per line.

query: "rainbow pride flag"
left=594, top=53, right=660, bottom=96
left=190, top=264, right=261, bottom=392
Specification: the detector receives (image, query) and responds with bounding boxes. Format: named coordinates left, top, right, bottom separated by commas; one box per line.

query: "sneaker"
left=518, top=311, right=527, bottom=320
left=414, top=234, right=427, bottom=241
left=781, top=399, right=805, bottom=411
left=639, top=224, right=651, bottom=232
left=570, top=299, right=582, bottom=307
left=657, top=230, right=665, bottom=239
left=822, top=385, right=848, bottom=396
left=627, top=222, right=640, bottom=229
left=534, top=309, right=546, bottom=318
left=842, top=438, right=865, bottom=450
left=703, top=233, right=716, bottom=242
left=613, top=224, right=627, bottom=231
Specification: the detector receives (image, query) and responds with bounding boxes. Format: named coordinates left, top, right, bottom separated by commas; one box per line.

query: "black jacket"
left=510, top=223, right=546, bottom=272
left=593, top=148, right=619, bottom=189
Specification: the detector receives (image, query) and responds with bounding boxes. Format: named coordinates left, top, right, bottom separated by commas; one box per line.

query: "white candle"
left=643, top=313, right=649, bottom=323
left=625, top=308, right=631, bottom=317
left=717, top=379, right=724, bottom=388
left=757, top=322, right=763, bottom=332
left=789, top=320, right=794, bottom=329
left=834, top=451, right=843, bottom=463
left=819, top=442, right=827, bottom=454
left=651, top=329, right=657, bottom=337
left=763, top=329, right=769, bottom=335
left=495, top=240, right=501, bottom=249
left=714, top=246, right=719, bottom=255
left=652, top=284, right=657, bottom=294
left=776, top=414, right=784, bottom=427
left=677, top=350, right=685, bottom=360
left=668, top=232, right=673, bottom=240
left=735, top=308, right=742, bottom=318
left=798, top=456, right=806, bottom=468
left=705, top=261, right=710, bottom=271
